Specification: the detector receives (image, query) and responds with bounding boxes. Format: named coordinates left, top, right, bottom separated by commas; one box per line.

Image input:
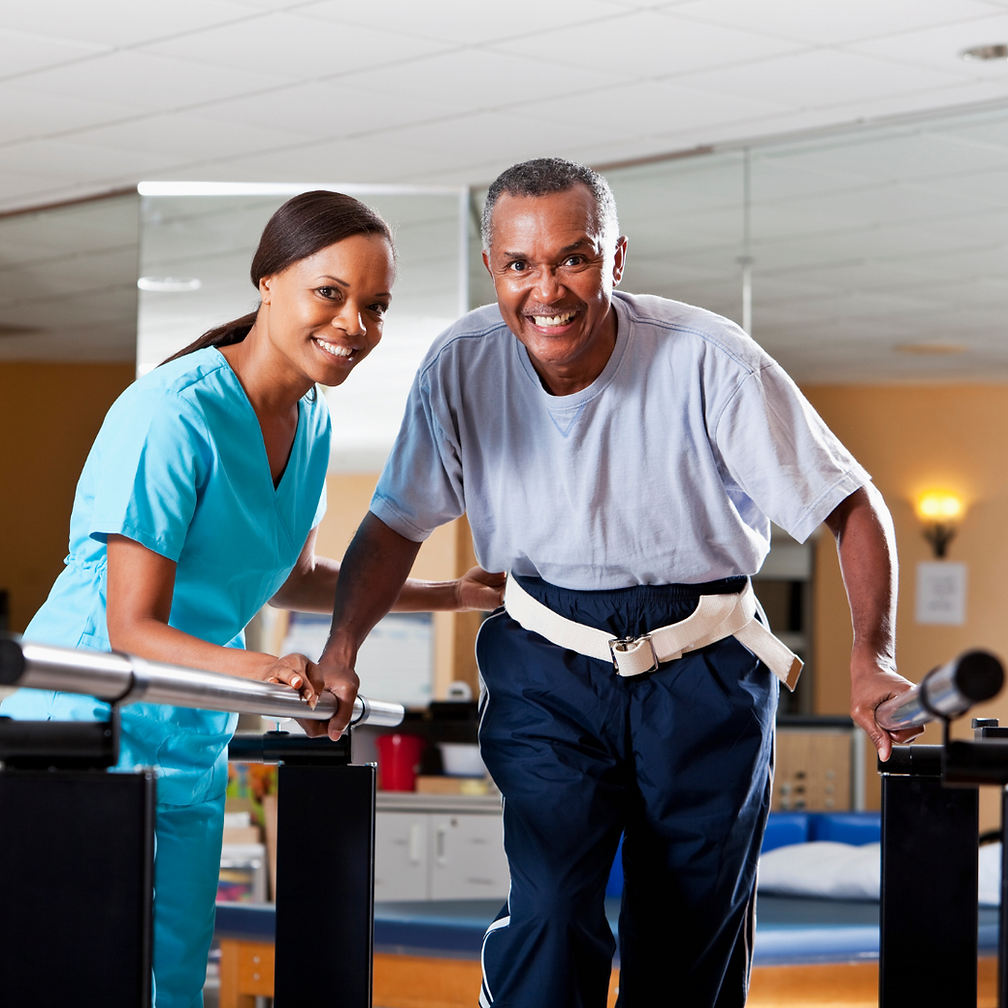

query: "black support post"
left=880, top=747, right=979, bottom=1008
left=0, top=768, right=155, bottom=1006
left=272, top=761, right=377, bottom=1008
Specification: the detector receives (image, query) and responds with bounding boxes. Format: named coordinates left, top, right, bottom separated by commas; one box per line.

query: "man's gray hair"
left=481, top=158, right=619, bottom=253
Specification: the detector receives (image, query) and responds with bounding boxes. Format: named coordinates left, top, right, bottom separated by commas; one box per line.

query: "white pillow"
left=760, top=840, right=1004, bottom=905
left=978, top=842, right=1001, bottom=906
left=758, top=841, right=880, bottom=900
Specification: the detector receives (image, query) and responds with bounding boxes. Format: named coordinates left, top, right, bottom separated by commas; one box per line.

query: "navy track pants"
left=476, top=575, right=777, bottom=1008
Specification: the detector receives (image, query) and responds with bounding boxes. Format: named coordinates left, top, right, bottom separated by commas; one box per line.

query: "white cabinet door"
left=374, top=812, right=428, bottom=901
left=429, top=814, right=510, bottom=901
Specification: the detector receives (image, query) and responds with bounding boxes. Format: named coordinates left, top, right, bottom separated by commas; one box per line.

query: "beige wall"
left=0, top=362, right=136, bottom=633
left=316, top=473, right=483, bottom=700
left=804, top=384, right=1008, bottom=824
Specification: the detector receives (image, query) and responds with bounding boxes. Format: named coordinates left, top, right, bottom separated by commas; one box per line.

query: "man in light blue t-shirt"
left=313, top=159, right=921, bottom=1007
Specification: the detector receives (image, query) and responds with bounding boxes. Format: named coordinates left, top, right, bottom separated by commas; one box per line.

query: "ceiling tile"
left=142, top=11, right=448, bottom=79
left=69, top=112, right=316, bottom=160
left=0, top=29, right=106, bottom=78
left=515, top=80, right=789, bottom=138
left=340, top=47, right=631, bottom=105
left=849, top=11, right=1008, bottom=70
left=0, top=138, right=168, bottom=182
left=0, top=83, right=147, bottom=143
left=493, top=9, right=804, bottom=76
left=374, top=110, right=615, bottom=165
left=193, top=80, right=471, bottom=138
left=14, top=50, right=293, bottom=111
left=670, top=0, right=1000, bottom=46
left=299, top=0, right=622, bottom=46
left=148, top=135, right=465, bottom=185
left=679, top=48, right=975, bottom=106
left=0, top=0, right=256, bottom=48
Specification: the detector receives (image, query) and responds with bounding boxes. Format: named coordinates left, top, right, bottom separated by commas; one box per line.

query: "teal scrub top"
left=1, top=348, right=330, bottom=805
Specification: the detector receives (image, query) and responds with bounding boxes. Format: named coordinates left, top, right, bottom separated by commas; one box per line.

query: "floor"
left=202, top=959, right=1000, bottom=1007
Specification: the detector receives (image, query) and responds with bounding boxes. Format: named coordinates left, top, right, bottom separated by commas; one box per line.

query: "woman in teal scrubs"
left=0, top=190, right=504, bottom=1007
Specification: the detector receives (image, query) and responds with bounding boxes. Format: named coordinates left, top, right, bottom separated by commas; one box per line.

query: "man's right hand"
left=300, top=657, right=360, bottom=739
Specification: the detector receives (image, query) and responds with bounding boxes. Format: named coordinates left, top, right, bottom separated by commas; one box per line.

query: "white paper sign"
left=915, top=562, right=967, bottom=625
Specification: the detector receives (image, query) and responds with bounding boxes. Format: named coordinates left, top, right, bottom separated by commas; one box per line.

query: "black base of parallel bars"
left=0, top=767, right=156, bottom=1007
left=229, top=730, right=376, bottom=1008
left=0, top=722, right=375, bottom=1008
left=880, top=746, right=979, bottom=1008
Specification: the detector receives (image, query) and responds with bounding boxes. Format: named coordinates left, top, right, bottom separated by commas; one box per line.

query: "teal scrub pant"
left=152, top=796, right=226, bottom=1008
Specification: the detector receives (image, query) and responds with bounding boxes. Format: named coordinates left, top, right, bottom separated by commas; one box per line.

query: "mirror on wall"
left=137, top=183, right=468, bottom=472
left=471, top=102, right=1008, bottom=385
left=0, top=191, right=139, bottom=364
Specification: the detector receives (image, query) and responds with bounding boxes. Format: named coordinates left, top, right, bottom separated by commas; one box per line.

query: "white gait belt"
left=504, top=576, right=803, bottom=691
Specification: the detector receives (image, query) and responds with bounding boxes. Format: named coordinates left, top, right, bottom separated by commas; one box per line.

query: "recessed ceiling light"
left=894, top=343, right=967, bottom=355
left=960, top=43, right=1008, bottom=61
left=137, top=276, right=201, bottom=292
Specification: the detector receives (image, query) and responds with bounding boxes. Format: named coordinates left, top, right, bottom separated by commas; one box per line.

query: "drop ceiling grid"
left=3, top=1, right=1008, bottom=210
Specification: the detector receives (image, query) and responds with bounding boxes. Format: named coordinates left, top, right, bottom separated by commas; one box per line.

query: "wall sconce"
left=915, top=490, right=965, bottom=559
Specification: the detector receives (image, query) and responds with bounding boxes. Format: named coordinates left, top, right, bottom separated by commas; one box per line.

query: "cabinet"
left=375, top=793, right=509, bottom=902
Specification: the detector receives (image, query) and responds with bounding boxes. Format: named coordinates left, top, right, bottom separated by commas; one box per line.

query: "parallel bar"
left=875, top=650, right=1003, bottom=732
left=0, top=637, right=403, bottom=728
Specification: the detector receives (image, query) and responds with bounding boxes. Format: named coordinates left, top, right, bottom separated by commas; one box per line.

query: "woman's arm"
left=269, top=525, right=505, bottom=615
left=105, top=534, right=319, bottom=702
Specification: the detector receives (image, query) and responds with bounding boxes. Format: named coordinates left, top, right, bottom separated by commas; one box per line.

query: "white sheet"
left=758, top=840, right=1003, bottom=905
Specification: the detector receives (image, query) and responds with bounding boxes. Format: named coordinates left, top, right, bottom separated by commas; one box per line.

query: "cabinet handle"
left=436, top=825, right=447, bottom=865
left=408, top=823, right=424, bottom=864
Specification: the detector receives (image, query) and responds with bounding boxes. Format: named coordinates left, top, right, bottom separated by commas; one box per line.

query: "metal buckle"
left=607, top=634, right=659, bottom=676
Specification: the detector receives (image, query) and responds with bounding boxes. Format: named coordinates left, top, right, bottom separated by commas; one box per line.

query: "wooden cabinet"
left=375, top=793, right=509, bottom=902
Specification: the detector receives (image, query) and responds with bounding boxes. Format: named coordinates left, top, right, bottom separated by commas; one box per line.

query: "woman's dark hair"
left=162, top=190, right=394, bottom=364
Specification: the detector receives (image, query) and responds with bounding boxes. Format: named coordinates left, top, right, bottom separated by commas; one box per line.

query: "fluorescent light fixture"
left=137, top=181, right=464, bottom=197
left=137, top=276, right=202, bottom=292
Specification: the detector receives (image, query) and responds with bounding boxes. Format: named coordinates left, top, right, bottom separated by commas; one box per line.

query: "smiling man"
left=316, top=158, right=919, bottom=1007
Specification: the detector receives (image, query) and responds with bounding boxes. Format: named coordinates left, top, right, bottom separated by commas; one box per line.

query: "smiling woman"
left=0, top=190, right=505, bottom=1008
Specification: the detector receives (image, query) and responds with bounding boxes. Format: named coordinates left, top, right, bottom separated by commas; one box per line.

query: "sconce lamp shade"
left=915, top=489, right=965, bottom=559
left=915, top=490, right=964, bottom=523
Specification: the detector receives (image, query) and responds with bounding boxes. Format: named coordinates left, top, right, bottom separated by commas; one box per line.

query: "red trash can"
left=375, top=733, right=425, bottom=791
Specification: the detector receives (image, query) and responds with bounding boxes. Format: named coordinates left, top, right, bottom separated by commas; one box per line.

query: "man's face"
left=483, top=185, right=627, bottom=395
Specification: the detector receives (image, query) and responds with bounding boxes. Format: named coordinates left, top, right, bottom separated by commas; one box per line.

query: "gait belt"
left=503, top=576, right=803, bottom=691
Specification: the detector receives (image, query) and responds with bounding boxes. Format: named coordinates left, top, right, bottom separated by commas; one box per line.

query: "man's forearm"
left=825, top=483, right=919, bottom=758
left=322, top=512, right=422, bottom=665
left=826, top=483, right=898, bottom=672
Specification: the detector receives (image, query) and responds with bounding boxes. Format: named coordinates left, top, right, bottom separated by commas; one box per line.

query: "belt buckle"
left=608, top=634, right=659, bottom=676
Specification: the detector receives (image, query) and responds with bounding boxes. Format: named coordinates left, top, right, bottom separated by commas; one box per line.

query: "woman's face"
left=259, top=234, right=396, bottom=388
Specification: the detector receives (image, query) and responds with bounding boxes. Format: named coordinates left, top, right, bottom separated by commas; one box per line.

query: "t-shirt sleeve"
left=88, top=389, right=211, bottom=561
left=370, top=369, right=466, bottom=542
left=713, top=362, right=870, bottom=543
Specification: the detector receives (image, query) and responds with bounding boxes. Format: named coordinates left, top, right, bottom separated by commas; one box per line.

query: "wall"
left=0, top=362, right=136, bottom=633
left=804, top=384, right=1008, bottom=824
left=315, top=473, right=483, bottom=699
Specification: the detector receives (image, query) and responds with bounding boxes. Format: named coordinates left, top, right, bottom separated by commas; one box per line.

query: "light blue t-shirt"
left=371, top=292, right=869, bottom=591
left=2, top=348, right=330, bottom=804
